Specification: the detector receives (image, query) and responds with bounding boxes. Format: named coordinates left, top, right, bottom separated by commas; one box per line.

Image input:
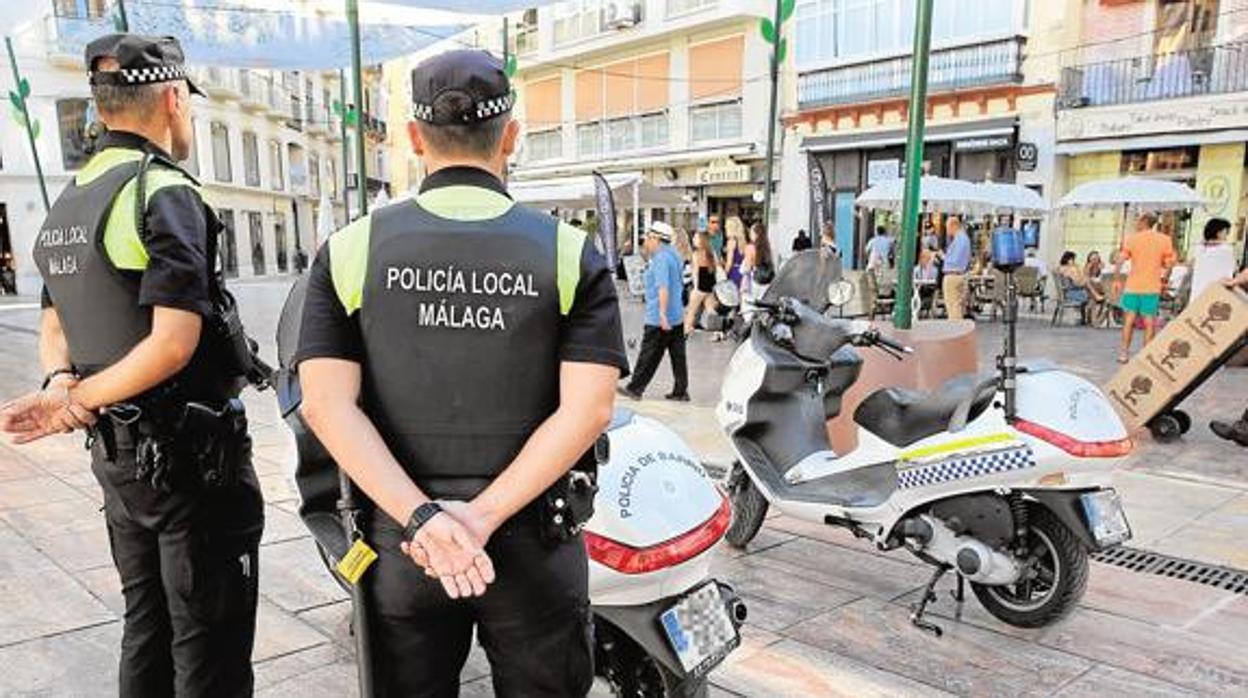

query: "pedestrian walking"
left=742, top=222, right=775, bottom=302
left=620, top=221, right=689, bottom=402
left=820, top=221, right=840, bottom=257
left=1210, top=268, right=1248, bottom=447
left=940, top=215, right=972, bottom=320
left=1190, top=217, right=1236, bottom=299
left=791, top=228, right=812, bottom=252
left=295, top=49, right=627, bottom=696
left=1112, top=213, right=1176, bottom=363
left=865, top=226, right=895, bottom=270
left=0, top=34, right=269, bottom=696
left=724, top=216, right=747, bottom=290
left=683, top=230, right=719, bottom=335
left=707, top=213, right=725, bottom=264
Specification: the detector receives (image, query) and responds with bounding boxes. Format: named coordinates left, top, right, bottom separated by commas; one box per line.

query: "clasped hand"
left=399, top=500, right=497, bottom=600
left=0, top=376, right=96, bottom=444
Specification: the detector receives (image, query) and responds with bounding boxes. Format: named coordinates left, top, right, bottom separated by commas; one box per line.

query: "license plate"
left=1081, top=489, right=1132, bottom=548
left=659, top=582, right=740, bottom=678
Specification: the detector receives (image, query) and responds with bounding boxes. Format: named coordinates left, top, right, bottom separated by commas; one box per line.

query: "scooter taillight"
left=1015, top=418, right=1133, bottom=458
left=585, top=495, right=732, bottom=575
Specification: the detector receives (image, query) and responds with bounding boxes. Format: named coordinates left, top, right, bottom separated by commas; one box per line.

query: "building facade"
left=495, top=0, right=775, bottom=237
left=0, top=1, right=390, bottom=294
left=1056, top=0, right=1248, bottom=260
left=775, top=0, right=1076, bottom=267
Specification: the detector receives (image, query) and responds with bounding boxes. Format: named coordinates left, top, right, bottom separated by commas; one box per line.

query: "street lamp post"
left=5, top=36, right=50, bottom=213
left=892, top=0, right=934, bottom=331
left=346, top=0, right=368, bottom=219
left=759, top=0, right=786, bottom=232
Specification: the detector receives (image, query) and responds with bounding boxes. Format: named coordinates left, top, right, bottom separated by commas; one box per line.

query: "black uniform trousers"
left=626, top=325, right=688, bottom=397
left=364, top=508, right=593, bottom=697
left=93, top=437, right=265, bottom=698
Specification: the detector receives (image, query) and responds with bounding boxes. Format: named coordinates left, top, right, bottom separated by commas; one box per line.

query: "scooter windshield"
left=761, top=249, right=843, bottom=312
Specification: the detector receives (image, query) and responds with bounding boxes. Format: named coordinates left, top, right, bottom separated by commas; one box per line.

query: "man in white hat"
left=619, top=221, right=689, bottom=401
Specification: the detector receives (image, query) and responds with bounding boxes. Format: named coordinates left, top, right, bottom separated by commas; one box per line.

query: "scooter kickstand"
left=910, top=564, right=950, bottom=638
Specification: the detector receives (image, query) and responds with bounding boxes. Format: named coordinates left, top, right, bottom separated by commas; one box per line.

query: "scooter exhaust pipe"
left=718, top=584, right=748, bottom=628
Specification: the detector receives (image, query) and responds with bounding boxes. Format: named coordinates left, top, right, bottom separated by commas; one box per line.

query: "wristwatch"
left=41, top=368, right=77, bottom=390
left=403, top=501, right=444, bottom=543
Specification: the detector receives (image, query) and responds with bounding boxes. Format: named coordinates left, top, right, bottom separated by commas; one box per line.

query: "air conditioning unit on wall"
left=604, top=1, right=641, bottom=30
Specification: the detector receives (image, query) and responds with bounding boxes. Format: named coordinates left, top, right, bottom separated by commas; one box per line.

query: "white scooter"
left=273, top=278, right=744, bottom=697
left=718, top=248, right=1133, bottom=634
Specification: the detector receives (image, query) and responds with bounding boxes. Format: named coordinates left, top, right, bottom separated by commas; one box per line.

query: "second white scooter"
left=719, top=251, right=1133, bottom=635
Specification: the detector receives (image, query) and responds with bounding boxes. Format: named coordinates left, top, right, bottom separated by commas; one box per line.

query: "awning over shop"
left=1055, top=129, right=1248, bottom=155
left=508, top=172, right=692, bottom=210
left=802, top=117, right=1017, bottom=153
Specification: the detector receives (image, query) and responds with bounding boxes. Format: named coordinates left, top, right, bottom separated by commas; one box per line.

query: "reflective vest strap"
left=102, top=165, right=202, bottom=271
left=329, top=214, right=374, bottom=315
left=75, top=149, right=144, bottom=186
left=556, top=222, right=586, bottom=316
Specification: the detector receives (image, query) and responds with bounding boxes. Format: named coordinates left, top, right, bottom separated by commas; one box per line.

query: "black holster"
left=93, top=396, right=248, bottom=492
left=539, top=433, right=608, bottom=546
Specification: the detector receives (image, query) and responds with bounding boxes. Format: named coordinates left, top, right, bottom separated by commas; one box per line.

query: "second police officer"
left=0, top=34, right=268, bottom=696
left=296, top=50, right=628, bottom=695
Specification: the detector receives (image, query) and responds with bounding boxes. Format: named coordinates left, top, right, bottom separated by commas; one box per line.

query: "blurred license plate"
left=1081, top=489, right=1131, bottom=548
left=659, top=582, right=740, bottom=678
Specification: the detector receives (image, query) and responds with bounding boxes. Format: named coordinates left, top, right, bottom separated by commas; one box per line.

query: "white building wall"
left=0, top=6, right=348, bottom=293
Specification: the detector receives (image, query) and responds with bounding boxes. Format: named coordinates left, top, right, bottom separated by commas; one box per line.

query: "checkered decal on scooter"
left=897, top=446, right=1035, bottom=489
left=670, top=584, right=736, bottom=655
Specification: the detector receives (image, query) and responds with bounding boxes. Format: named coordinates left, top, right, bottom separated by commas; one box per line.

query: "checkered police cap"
left=85, top=33, right=204, bottom=96
left=410, top=49, right=513, bottom=125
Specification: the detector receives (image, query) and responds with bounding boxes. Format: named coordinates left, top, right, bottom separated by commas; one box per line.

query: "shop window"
left=690, top=100, right=742, bottom=143
left=247, top=211, right=265, bottom=276
left=53, top=0, right=109, bottom=18
left=269, top=139, right=285, bottom=190
left=56, top=99, right=92, bottom=171
left=242, top=132, right=261, bottom=187
left=211, top=121, right=232, bottom=183
left=577, top=122, right=603, bottom=157
left=607, top=117, right=636, bottom=152
left=217, top=208, right=239, bottom=277
left=274, top=213, right=289, bottom=273
left=328, top=157, right=338, bottom=198
left=526, top=128, right=563, bottom=161
left=554, top=0, right=610, bottom=46
left=1120, top=146, right=1199, bottom=174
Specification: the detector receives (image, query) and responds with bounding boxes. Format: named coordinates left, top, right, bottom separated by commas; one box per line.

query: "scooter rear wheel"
left=725, top=463, right=769, bottom=549
left=971, top=504, right=1088, bottom=629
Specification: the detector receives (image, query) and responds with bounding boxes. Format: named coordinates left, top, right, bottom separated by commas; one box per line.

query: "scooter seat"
left=854, top=375, right=995, bottom=448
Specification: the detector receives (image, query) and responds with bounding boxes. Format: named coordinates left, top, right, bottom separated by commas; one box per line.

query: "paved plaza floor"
left=0, top=278, right=1245, bottom=696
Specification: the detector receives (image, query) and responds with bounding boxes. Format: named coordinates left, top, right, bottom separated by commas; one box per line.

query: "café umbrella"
left=1057, top=177, right=1207, bottom=211
left=977, top=181, right=1049, bottom=216
left=856, top=175, right=994, bottom=215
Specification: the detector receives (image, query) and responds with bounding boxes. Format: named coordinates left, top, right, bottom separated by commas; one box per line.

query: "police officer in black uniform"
left=296, top=50, right=627, bottom=696
left=0, top=34, right=265, bottom=696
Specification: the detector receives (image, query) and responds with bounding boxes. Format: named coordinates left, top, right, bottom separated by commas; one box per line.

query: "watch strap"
left=403, top=501, right=444, bottom=543
left=41, top=368, right=77, bottom=390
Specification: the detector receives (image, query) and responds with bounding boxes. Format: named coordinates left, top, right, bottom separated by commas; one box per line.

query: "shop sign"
left=1057, top=94, right=1248, bottom=141
left=867, top=159, right=900, bottom=185
left=954, top=135, right=1013, bottom=152
left=1016, top=142, right=1038, bottom=171
left=696, top=159, right=751, bottom=185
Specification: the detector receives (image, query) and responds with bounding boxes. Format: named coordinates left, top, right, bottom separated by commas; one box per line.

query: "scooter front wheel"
left=971, top=504, right=1089, bottom=628
left=725, top=463, right=769, bottom=549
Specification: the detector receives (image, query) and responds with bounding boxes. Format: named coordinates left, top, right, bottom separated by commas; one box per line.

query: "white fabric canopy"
left=1057, top=177, right=1207, bottom=211
left=855, top=176, right=993, bottom=214
left=976, top=182, right=1049, bottom=215
left=508, top=173, right=691, bottom=210
left=315, top=193, right=336, bottom=247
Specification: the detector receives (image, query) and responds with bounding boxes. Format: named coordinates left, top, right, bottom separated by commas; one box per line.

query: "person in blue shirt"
left=619, top=221, right=689, bottom=401
left=940, top=216, right=972, bottom=320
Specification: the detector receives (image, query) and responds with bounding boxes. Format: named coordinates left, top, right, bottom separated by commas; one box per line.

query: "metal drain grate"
left=1092, top=546, right=1248, bottom=595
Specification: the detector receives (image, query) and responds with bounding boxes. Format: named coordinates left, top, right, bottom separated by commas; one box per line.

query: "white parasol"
left=977, top=181, right=1049, bottom=216
left=315, top=194, right=336, bottom=249
left=855, top=176, right=993, bottom=215
left=1057, top=177, right=1207, bottom=211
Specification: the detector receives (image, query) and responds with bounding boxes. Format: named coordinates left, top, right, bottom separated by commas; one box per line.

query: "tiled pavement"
left=0, top=281, right=1245, bottom=696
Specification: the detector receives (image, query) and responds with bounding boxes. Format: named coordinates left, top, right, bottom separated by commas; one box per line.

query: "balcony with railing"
left=238, top=70, right=270, bottom=112
left=1058, top=40, right=1248, bottom=110
left=797, top=36, right=1025, bottom=111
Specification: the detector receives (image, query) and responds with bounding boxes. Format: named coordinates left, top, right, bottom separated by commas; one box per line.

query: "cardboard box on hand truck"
left=1106, top=284, right=1248, bottom=433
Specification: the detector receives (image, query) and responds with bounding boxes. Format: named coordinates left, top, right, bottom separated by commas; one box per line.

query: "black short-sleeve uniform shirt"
left=295, top=167, right=629, bottom=376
